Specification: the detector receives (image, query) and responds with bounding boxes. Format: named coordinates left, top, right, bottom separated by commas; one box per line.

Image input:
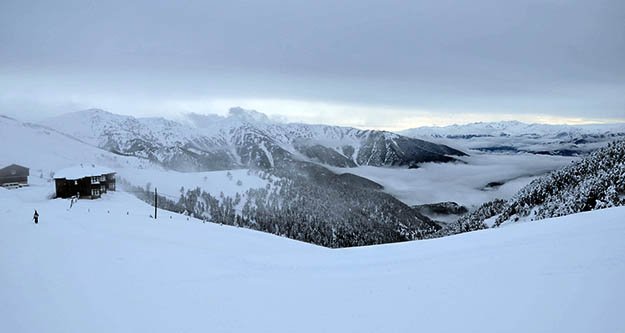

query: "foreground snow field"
left=1, top=185, right=624, bottom=333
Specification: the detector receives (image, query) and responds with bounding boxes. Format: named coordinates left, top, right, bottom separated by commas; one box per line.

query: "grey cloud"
left=0, top=0, right=624, bottom=120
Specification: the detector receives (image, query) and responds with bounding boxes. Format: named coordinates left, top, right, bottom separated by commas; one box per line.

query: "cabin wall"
left=79, top=177, right=96, bottom=198
left=0, top=164, right=29, bottom=185
left=106, top=174, right=116, bottom=191
left=0, top=175, right=28, bottom=185
left=55, top=179, right=79, bottom=198
left=55, top=173, right=117, bottom=199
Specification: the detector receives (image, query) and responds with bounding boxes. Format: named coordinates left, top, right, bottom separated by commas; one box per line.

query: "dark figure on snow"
left=33, top=210, right=39, bottom=224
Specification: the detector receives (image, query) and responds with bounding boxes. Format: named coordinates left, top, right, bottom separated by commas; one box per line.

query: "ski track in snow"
left=1, top=183, right=624, bottom=333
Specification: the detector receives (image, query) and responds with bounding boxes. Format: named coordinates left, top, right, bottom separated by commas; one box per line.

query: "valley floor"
left=1, top=184, right=624, bottom=333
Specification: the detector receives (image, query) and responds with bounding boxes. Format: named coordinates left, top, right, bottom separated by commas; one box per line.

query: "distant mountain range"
left=41, top=108, right=466, bottom=171
left=400, top=121, right=625, bottom=156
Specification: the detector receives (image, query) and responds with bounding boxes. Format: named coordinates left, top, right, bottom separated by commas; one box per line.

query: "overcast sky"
left=1, top=0, right=624, bottom=130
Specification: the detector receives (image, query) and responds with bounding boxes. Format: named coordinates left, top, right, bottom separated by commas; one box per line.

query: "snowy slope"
left=1, top=183, right=624, bottom=333
left=40, top=109, right=234, bottom=171
left=0, top=115, right=152, bottom=177
left=39, top=108, right=218, bottom=148
left=117, top=168, right=273, bottom=201
left=400, top=121, right=625, bottom=155
left=116, top=168, right=276, bottom=213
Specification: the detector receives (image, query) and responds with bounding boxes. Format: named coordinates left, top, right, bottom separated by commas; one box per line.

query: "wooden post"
left=154, top=187, right=158, bottom=219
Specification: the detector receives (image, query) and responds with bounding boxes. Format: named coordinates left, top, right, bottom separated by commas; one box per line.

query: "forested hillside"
left=124, top=161, right=441, bottom=248
left=446, top=140, right=625, bottom=233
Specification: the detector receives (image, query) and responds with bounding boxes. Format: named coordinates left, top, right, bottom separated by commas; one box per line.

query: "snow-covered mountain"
left=400, top=121, right=625, bottom=156
left=1, top=113, right=441, bottom=247
left=41, top=108, right=466, bottom=171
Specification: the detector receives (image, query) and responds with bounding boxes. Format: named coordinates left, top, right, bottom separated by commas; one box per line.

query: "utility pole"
left=154, top=187, right=158, bottom=219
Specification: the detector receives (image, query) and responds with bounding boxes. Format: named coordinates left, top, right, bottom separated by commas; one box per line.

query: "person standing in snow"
left=33, top=210, right=39, bottom=224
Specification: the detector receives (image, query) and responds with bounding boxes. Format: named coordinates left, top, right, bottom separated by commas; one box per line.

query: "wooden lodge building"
left=54, top=164, right=116, bottom=199
left=0, top=164, right=29, bottom=188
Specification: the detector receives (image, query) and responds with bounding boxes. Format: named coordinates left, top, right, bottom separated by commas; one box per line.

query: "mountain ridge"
left=400, top=120, right=625, bottom=137
left=40, top=108, right=467, bottom=171
left=400, top=120, right=625, bottom=156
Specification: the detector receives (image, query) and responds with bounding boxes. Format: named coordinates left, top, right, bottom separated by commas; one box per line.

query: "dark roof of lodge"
left=0, top=164, right=29, bottom=171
